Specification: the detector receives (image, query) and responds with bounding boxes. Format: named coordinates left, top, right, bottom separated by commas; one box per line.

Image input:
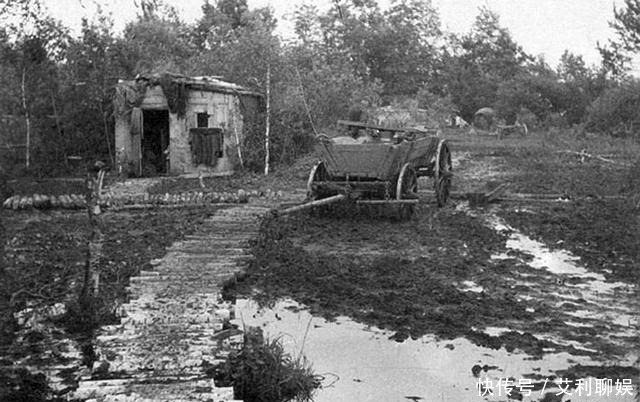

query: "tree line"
left=1, top=0, right=640, bottom=176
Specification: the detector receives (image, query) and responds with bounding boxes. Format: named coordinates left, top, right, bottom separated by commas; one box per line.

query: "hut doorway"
left=142, top=109, right=170, bottom=175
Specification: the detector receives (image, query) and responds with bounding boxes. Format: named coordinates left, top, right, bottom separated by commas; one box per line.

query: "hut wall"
left=115, top=84, right=246, bottom=176
left=114, top=115, right=132, bottom=175
left=173, top=89, right=243, bottom=175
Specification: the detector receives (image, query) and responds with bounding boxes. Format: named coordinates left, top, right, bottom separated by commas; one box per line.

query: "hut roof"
left=124, top=72, right=263, bottom=98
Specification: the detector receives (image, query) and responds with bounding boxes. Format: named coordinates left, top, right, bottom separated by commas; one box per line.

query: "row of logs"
left=102, top=190, right=250, bottom=208
left=3, top=194, right=88, bottom=210
left=2, top=189, right=286, bottom=211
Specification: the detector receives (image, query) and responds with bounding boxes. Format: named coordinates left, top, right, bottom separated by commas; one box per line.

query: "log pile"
left=2, top=194, right=87, bottom=210
left=2, top=189, right=285, bottom=211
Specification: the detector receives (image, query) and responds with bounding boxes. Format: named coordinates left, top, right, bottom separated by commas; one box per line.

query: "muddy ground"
left=1, top=128, right=639, bottom=400
left=0, top=206, right=222, bottom=400
left=225, top=129, right=640, bottom=392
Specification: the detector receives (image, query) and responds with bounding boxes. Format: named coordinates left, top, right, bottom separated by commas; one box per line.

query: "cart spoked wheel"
left=396, top=163, right=418, bottom=219
left=434, top=140, right=452, bottom=207
left=307, top=161, right=330, bottom=201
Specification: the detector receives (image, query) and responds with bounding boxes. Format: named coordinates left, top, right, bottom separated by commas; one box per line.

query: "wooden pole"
left=232, top=110, right=244, bottom=168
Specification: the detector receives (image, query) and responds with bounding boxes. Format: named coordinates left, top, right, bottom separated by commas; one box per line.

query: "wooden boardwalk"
left=73, top=200, right=292, bottom=402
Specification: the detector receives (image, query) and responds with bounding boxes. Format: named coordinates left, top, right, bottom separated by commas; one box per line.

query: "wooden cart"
left=305, top=120, right=452, bottom=215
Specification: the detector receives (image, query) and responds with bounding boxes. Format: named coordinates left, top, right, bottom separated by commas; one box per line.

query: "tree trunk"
left=264, top=63, right=271, bottom=176
left=21, top=67, right=31, bottom=169
left=99, top=102, right=114, bottom=166
left=295, top=66, right=318, bottom=136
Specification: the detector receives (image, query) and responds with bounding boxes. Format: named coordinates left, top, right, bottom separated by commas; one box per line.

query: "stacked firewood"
left=2, top=189, right=285, bottom=211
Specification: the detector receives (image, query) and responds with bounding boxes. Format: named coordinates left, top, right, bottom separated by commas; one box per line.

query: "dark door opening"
left=142, top=109, right=170, bottom=175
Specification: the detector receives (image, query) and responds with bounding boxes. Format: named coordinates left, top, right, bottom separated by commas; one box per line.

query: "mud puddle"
left=234, top=298, right=635, bottom=402
left=477, top=209, right=639, bottom=362
left=487, top=214, right=638, bottom=322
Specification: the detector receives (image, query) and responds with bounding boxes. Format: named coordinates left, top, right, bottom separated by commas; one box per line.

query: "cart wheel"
left=396, top=163, right=418, bottom=218
left=307, top=161, right=330, bottom=200
left=434, top=140, right=452, bottom=207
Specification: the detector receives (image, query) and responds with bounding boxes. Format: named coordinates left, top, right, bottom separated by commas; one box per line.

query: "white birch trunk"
left=264, top=63, right=271, bottom=176
left=21, top=68, right=31, bottom=169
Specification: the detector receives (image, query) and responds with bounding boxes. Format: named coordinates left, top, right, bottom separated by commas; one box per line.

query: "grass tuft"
left=214, top=327, right=321, bottom=402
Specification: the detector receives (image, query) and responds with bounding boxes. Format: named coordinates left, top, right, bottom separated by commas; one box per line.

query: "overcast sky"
left=43, top=0, right=627, bottom=70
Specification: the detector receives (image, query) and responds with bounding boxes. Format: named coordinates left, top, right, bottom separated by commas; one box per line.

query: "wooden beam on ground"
left=356, top=199, right=420, bottom=205
left=106, top=203, right=240, bottom=211
left=485, top=183, right=510, bottom=202
left=555, top=150, right=629, bottom=166
left=498, top=197, right=571, bottom=203
left=278, top=194, right=346, bottom=216
left=506, top=192, right=567, bottom=199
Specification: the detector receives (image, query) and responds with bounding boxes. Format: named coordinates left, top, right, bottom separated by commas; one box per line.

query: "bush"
left=585, top=79, right=640, bottom=136
left=214, top=327, right=321, bottom=402
left=0, top=369, right=62, bottom=402
left=241, top=110, right=316, bottom=173
left=0, top=168, right=12, bottom=201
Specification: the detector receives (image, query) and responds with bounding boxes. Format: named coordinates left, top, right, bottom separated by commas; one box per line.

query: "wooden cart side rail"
left=318, top=136, right=439, bottom=180
left=312, top=181, right=391, bottom=187
left=337, top=120, right=437, bottom=133
left=337, top=120, right=407, bottom=132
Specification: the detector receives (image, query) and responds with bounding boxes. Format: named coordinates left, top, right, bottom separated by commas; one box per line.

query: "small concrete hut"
left=114, top=73, right=263, bottom=177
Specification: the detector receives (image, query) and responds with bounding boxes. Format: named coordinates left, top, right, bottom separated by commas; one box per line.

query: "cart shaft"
left=278, top=194, right=346, bottom=216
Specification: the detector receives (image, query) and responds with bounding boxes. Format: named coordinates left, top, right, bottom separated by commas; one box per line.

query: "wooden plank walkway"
left=73, top=202, right=289, bottom=402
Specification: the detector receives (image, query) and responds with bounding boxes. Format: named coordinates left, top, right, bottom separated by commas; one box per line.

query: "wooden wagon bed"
left=307, top=120, right=453, bottom=211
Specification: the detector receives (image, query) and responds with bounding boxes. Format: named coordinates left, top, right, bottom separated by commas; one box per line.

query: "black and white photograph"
left=0, top=0, right=638, bottom=401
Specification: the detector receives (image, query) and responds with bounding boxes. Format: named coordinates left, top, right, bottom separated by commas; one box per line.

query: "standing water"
left=234, top=299, right=633, bottom=402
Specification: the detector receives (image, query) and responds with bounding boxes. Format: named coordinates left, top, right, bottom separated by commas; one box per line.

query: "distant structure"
left=114, top=73, right=263, bottom=177
left=473, top=107, right=495, bottom=130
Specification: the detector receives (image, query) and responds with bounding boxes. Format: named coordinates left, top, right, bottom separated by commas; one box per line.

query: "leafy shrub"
left=214, top=327, right=321, bottom=402
left=585, top=79, right=640, bottom=136
left=0, top=369, right=64, bottom=402
left=241, top=109, right=315, bottom=173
